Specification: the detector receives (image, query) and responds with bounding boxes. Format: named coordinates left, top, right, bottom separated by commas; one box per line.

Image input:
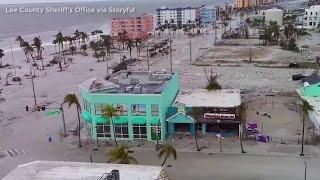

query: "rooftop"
left=79, top=70, right=174, bottom=95
left=3, top=161, right=166, bottom=180
left=176, top=89, right=241, bottom=108
left=301, top=72, right=320, bottom=85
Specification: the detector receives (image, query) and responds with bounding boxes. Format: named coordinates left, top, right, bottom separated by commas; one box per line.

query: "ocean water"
left=0, top=0, right=232, bottom=52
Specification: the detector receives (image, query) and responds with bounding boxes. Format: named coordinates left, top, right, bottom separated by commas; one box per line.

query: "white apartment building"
left=156, top=7, right=197, bottom=26
left=304, top=5, right=320, bottom=29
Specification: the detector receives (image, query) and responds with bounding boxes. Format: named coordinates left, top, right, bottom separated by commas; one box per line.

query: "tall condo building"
left=199, top=5, right=217, bottom=27
left=110, top=13, right=154, bottom=40
left=304, top=5, right=320, bottom=29
left=156, top=7, right=200, bottom=26
left=235, top=0, right=254, bottom=8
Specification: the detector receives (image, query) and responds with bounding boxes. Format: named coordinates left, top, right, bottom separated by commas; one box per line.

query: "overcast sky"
left=0, top=0, right=115, bottom=4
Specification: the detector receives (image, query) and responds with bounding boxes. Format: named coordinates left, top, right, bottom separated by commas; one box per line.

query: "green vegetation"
left=260, top=21, right=280, bottom=45
left=102, top=105, right=119, bottom=146
left=63, top=93, right=82, bottom=148
left=157, top=143, right=177, bottom=166
left=280, top=23, right=299, bottom=52
left=107, top=145, right=138, bottom=164
left=204, top=67, right=222, bottom=91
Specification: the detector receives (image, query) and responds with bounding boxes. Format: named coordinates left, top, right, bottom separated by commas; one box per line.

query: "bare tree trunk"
left=77, top=107, right=82, bottom=148
left=161, top=156, right=168, bottom=166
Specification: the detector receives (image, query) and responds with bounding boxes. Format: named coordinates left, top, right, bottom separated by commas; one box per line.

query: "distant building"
left=264, top=8, right=284, bottom=26
left=303, top=5, right=320, bottom=29
left=79, top=71, right=179, bottom=142
left=166, top=89, right=242, bottom=137
left=273, top=0, right=309, bottom=12
left=156, top=7, right=200, bottom=26
left=3, top=161, right=169, bottom=180
left=110, top=13, right=154, bottom=40
left=235, top=0, right=254, bottom=8
left=200, top=5, right=217, bottom=27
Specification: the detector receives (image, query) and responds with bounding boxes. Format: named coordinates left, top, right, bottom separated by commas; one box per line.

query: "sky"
left=0, top=0, right=116, bottom=4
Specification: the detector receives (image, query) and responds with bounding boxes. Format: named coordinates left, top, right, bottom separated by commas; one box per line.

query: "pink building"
left=111, top=14, right=154, bottom=40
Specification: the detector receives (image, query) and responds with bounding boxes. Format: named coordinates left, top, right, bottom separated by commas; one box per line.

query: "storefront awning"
left=113, top=117, right=128, bottom=124
left=166, top=112, right=194, bottom=124
left=82, top=111, right=92, bottom=123
left=94, top=116, right=109, bottom=124
left=132, top=117, right=146, bottom=124
left=150, top=117, right=160, bottom=125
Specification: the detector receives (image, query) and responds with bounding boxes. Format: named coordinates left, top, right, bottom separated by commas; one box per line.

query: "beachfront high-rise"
left=199, top=5, right=217, bottom=27
left=79, top=71, right=179, bottom=141
left=304, top=5, right=320, bottom=29
left=235, top=0, right=254, bottom=8
left=156, top=7, right=200, bottom=26
left=110, top=13, right=154, bottom=40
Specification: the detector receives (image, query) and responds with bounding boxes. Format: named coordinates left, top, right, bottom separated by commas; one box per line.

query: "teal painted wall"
left=299, top=82, right=320, bottom=97
left=80, top=73, right=180, bottom=141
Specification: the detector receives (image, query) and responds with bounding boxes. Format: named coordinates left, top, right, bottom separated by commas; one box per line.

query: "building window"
left=96, top=123, right=111, bottom=138
left=114, top=104, right=128, bottom=116
left=311, top=12, right=313, bottom=15
left=114, top=123, right=129, bottom=138
left=131, top=104, right=146, bottom=116
left=151, top=125, right=161, bottom=140
left=151, top=104, right=159, bottom=116
left=310, top=22, right=313, bottom=26
left=133, top=124, right=147, bottom=139
left=83, top=99, right=91, bottom=113
left=94, top=104, right=109, bottom=115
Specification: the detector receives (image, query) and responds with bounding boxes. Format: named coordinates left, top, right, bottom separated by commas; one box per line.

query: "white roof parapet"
left=3, top=161, right=166, bottom=180
left=177, top=89, right=241, bottom=108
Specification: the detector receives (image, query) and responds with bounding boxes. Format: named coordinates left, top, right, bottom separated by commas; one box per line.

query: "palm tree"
left=52, top=39, right=58, bottom=54
left=188, top=107, right=201, bottom=151
left=15, top=36, right=25, bottom=52
left=157, top=143, right=177, bottom=166
left=33, top=37, right=44, bottom=70
left=0, top=49, right=4, bottom=68
left=23, top=42, right=36, bottom=64
left=63, top=94, right=82, bottom=148
left=134, top=37, right=142, bottom=58
left=54, top=31, right=64, bottom=54
left=126, top=40, right=135, bottom=59
left=107, top=144, right=138, bottom=164
left=299, top=99, right=314, bottom=156
left=101, top=35, right=113, bottom=58
left=118, top=31, right=128, bottom=49
left=73, top=29, right=81, bottom=47
left=102, top=105, right=119, bottom=146
left=238, top=103, right=247, bottom=153
left=89, top=41, right=100, bottom=61
left=80, top=44, right=88, bottom=55
left=69, top=46, right=77, bottom=55
left=80, top=32, right=89, bottom=45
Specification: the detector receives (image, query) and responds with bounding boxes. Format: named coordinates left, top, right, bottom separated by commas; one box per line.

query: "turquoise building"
left=79, top=71, right=180, bottom=141
left=299, top=72, right=320, bottom=97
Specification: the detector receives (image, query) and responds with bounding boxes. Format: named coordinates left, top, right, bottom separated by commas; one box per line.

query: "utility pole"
left=169, top=37, right=173, bottom=73
left=147, top=44, right=150, bottom=71
left=249, top=41, right=252, bottom=62
left=300, top=112, right=306, bottom=156
left=189, top=38, right=192, bottom=62
left=214, top=22, right=218, bottom=45
left=304, top=160, right=307, bottom=180
left=60, top=103, right=67, bottom=137
left=30, top=67, right=37, bottom=109
left=10, top=38, right=17, bottom=77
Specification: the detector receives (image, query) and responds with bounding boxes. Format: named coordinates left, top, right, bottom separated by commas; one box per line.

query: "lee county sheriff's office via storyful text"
left=5, top=6, right=136, bottom=14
